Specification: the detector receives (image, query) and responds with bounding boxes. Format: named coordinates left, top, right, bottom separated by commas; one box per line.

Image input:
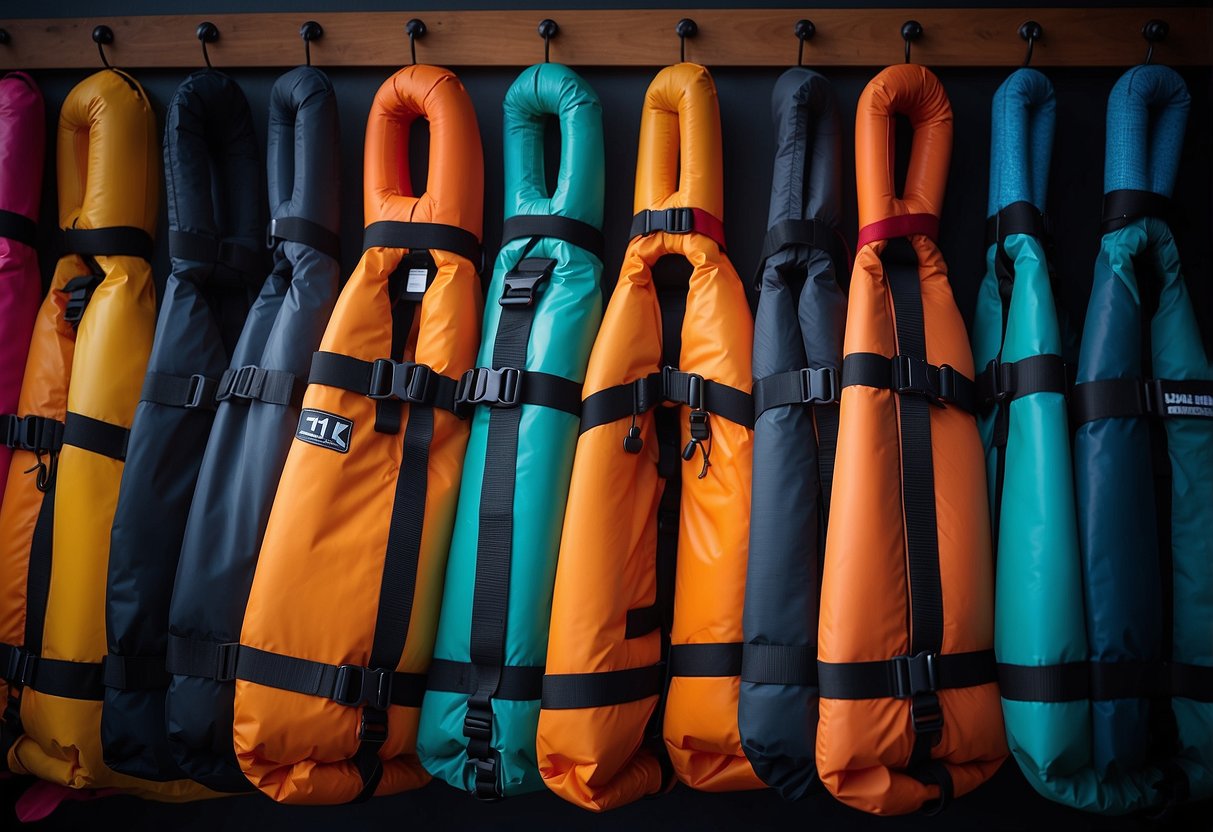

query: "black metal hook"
left=0, top=29, right=10, bottom=46
left=196, top=21, right=219, bottom=69
left=795, top=19, right=815, bottom=67
left=901, top=20, right=923, bottom=64
left=92, top=25, right=114, bottom=69
left=538, top=19, right=557, bottom=63
left=676, top=18, right=697, bottom=63
left=406, top=18, right=426, bottom=66
left=1142, top=19, right=1168, bottom=65
left=1018, top=20, right=1042, bottom=67
left=300, top=21, right=322, bottom=67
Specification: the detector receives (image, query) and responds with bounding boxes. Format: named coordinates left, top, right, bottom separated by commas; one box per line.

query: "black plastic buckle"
left=219, top=365, right=260, bottom=402
left=500, top=258, right=554, bottom=307
left=1, top=414, right=18, bottom=449
left=462, top=708, right=493, bottom=743
left=891, top=651, right=939, bottom=699
left=644, top=207, right=694, bottom=235
left=9, top=415, right=62, bottom=454
left=688, top=409, right=710, bottom=442
left=62, top=274, right=101, bottom=324
left=800, top=366, right=839, bottom=405
left=359, top=708, right=389, bottom=744
left=184, top=374, right=215, bottom=410
left=910, top=692, right=945, bottom=736
left=333, top=664, right=393, bottom=711
left=367, top=359, right=432, bottom=405
left=684, top=373, right=704, bottom=411
left=893, top=355, right=943, bottom=406
left=3, top=646, right=34, bottom=687
left=214, top=642, right=240, bottom=682
left=455, top=367, right=521, bottom=411
left=472, top=756, right=501, bottom=801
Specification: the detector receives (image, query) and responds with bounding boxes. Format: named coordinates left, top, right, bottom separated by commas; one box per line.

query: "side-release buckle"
left=455, top=367, right=521, bottom=411
left=367, top=359, right=433, bottom=405
left=641, top=207, right=694, bottom=236
left=333, top=664, right=393, bottom=711
left=800, top=366, right=839, bottom=405
left=61, top=273, right=103, bottom=325
left=499, top=258, right=555, bottom=307
left=891, top=651, right=939, bottom=699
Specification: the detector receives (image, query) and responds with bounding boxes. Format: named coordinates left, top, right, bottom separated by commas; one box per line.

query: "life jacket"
left=231, top=63, right=483, bottom=804
left=995, top=64, right=1213, bottom=814
left=0, top=71, right=44, bottom=515
left=103, top=68, right=265, bottom=784
left=815, top=63, right=1006, bottom=815
left=162, top=65, right=343, bottom=793
left=0, top=67, right=204, bottom=800
left=738, top=65, right=847, bottom=802
left=417, top=62, right=604, bottom=800
left=536, top=62, right=760, bottom=812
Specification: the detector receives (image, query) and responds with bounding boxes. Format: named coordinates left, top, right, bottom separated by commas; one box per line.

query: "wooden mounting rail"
left=0, top=8, right=1210, bottom=70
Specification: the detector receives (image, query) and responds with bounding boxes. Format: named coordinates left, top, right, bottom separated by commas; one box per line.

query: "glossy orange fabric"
left=1, top=69, right=208, bottom=800
left=816, top=63, right=1006, bottom=815
left=537, top=63, right=759, bottom=812
left=233, top=64, right=482, bottom=804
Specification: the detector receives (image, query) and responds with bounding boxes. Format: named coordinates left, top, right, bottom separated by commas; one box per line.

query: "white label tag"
left=407, top=268, right=428, bottom=295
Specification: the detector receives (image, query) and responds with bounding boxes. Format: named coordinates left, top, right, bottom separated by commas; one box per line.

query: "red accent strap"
left=691, top=208, right=727, bottom=251
left=856, top=213, right=939, bottom=249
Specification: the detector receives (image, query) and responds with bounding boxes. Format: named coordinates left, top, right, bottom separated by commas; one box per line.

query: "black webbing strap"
left=102, top=654, right=170, bottom=691
left=62, top=225, right=154, bottom=261
left=1072, top=377, right=1213, bottom=425
left=347, top=275, right=438, bottom=800
left=215, top=365, right=304, bottom=408
left=753, top=217, right=847, bottom=288
left=984, top=200, right=1048, bottom=247
left=455, top=368, right=580, bottom=418
left=815, top=396, right=840, bottom=517
left=0, top=208, right=36, bottom=248
left=62, top=411, right=129, bottom=461
left=233, top=645, right=426, bottom=709
left=165, top=635, right=240, bottom=681
left=362, top=220, right=481, bottom=268
left=753, top=366, right=839, bottom=418
left=579, top=369, right=753, bottom=434
left=818, top=650, right=997, bottom=700
left=501, top=215, right=605, bottom=263
left=426, top=659, right=543, bottom=701
left=997, top=660, right=1213, bottom=703
left=141, top=371, right=219, bottom=411
left=168, top=229, right=264, bottom=278
left=625, top=605, right=661, bottom=639
left=667, top=643, right=742, bottom=678
left=841, top=352, right=976, bottom=415
left=268, top=216, right=342, bottom=262
left=308, top=351, right=460, bottom=415
left=883, top=236, right=946, bottom=766
left=463, top=254, right=550, bottom=800
left=1101, top=189, right=1170, bottom=234
left=975, top=354, right=1069, bottom=410
left=740, top=643, right=818, bottom=687
left=167, top=636, right=426, bottom=706
left=540, top=664, right=665, bottom=710
left=1, top=414, right=64, bottom=454
left=0, top=643, right=103, bottom=701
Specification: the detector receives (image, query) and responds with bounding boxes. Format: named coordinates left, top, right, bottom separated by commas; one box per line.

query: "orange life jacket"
left=536, top=62, right=761, bottom=812
left=815, top=63, right=1007, bottom=815
left=230, top=63, right=483, bottom=804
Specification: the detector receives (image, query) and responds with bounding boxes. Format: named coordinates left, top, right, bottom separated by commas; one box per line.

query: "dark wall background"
left=3, top=2, right=1212, bottom=830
